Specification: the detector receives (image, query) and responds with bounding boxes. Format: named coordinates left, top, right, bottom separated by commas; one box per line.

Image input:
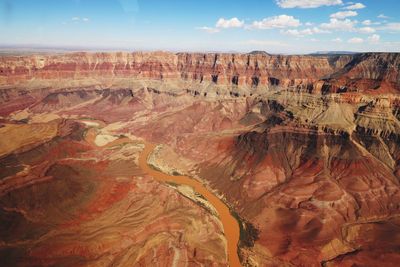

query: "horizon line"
left=0, top=44, right=379, bottom=56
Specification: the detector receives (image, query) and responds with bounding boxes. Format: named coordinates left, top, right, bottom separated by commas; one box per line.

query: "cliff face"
left=0, top=51, right=394, bottom=93
left=2, top=52, right=399, bottom=94
left=0, top=52, right=176, bottom=86
left=327, top=53, right=400, bottom=94
left=175, top=53, right=351, bottom=88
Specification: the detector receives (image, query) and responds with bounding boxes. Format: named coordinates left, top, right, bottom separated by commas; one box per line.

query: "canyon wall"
left=0, top=52, right=398, bottom=94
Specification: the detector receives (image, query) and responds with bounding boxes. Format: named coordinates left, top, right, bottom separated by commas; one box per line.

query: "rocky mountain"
left=0, top=52, right=400, bottom=267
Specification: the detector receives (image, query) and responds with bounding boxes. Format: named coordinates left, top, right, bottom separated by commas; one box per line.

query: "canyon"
left=0, top=51, right=400, bottom=267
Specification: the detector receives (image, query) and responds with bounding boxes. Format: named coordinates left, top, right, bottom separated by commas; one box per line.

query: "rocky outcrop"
left=0, top=119, right=228, bottom=267
left=175, top=53, right=351, bottom=89
left=327, top=53, right=400, bottom=94
left=2, top=52, right=399, bottom=95
left=0, top=51, right=392, bottom=93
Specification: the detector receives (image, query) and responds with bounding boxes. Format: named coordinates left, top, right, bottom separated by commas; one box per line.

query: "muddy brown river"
left=139, top=143, right=241, bottom=267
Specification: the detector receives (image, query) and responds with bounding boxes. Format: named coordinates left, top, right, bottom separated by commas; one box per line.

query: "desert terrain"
left=1, top=51, right=400, bottom=266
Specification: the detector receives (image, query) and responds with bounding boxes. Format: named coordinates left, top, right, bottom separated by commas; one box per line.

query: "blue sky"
left=0, top=0, right=399, bottom=53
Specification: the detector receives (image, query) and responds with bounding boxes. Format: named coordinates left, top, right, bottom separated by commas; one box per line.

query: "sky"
left=0, top=0, right=399, bottom=54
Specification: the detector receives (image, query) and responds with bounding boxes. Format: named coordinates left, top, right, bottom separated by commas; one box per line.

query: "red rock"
left=1, top=51, right=400, bottom=267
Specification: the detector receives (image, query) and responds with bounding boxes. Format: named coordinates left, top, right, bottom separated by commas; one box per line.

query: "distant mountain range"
left=310, top=51, right=359, bottom=56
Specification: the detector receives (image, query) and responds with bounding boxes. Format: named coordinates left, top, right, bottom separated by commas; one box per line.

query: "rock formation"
left=1, top=52, right=398, bottom=94
left=1, top=51, right=400, bottom=267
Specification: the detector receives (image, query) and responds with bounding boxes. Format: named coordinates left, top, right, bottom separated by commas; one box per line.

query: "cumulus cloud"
left=281, top=27, right=329, bottom=37
left=381, top=22, right=400, bottom=31
left=82, top=17, right=90, bottom=22
left=252, top=15, right=300, bottom=29
left=332, top=37, right=343, bottom=43
left=216, top=17, right=244, bottom=29
left=357, top=26, right=375, bottom=34
left=72, top=17, right=80, bottom=21
left=344, top=3, right=365, bottom=10
left=361, top=20, right=380, bottom=26
left=378, top=14, right=389, bottom=19
left=276, top=0, right=343, bottom=8
left=362, top=20, right=371, bottom=25
left=330, top=11, right=358, bottom=19
left=348, top=37, right=364, bottom=43
left=311, top=27, right=330, bottom=33
left=196, top=26, right=220, bottom=33
left=320, top=18, right=356, bottom=31
left=367, top=34, right=380, bottom=43
left=196, top=17, right=243, bottom=34
left=281, top=29, right=311, bottom=37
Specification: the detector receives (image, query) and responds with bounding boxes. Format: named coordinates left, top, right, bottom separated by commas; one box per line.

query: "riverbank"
left=139, top=142, right=242, bottom=267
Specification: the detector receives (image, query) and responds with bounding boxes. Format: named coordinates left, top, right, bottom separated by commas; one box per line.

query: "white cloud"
left=378, top=14, right=389, bottom=19
left=281, top=29, right=311, bottom=37
left=381, top=23, right=400, bottom=31
left=361, top=20, right=380, bottom=26
left=358, top=26, right=375, bottom=34
left=330, top=11, right=358, bottom=19
left=348, top=37, right=364, bottom=43
left=251, top=15, right=300, bottom=29
left=281, top=27, right=329, bottom=36
left=196, top=17, right=244, bottom=34
left=71, top=17, right=89, bottom=22
left=320, top=18, right=356, bottom=31
left=311, top=27, right=330, bottom=33
left=344, top=3, right=365, bottom=10
left=196, top=26, right=220, bottom=33
left=332, top=37, right=343, bottom=43
left=368, top=34, right=380, bottom=43
left=305, top=22, right=314, bottom=26
left=276, top=0, right=343, bottom=8
left=362, top=20, right=371, bottom=25
left=216, top=17, right=244, bottom=28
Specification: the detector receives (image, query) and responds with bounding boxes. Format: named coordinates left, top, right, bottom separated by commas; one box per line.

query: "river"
left=82, top=124, right=241, bottom=266
left=139, top=143, right=241, bottom=267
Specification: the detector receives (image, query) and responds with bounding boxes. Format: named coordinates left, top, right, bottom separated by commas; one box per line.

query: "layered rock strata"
left=1, top=51, right=400, bottom=267
left=0, top=52, right=398, bottom=94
